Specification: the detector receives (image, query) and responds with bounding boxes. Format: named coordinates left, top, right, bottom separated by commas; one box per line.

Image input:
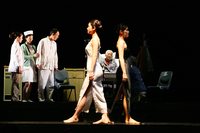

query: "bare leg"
left=122, top=85, right=140, bottom=125
left=93, top=84, right=111, bottom=124
left=63, top=85, right=92, bottom=123
left=23, top=82, right=31, bottom=100
left=122, top=85, right=129, bottom=123
left=26, top=83, right=32, bottom=101
left=22, top=83, right=27, bottom=100
left=114, top=86, right=123, bottom=104
left=107, top=83, right=124, bottom=123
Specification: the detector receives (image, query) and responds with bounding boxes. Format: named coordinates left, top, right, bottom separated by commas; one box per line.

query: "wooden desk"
left=63, top=68, right=85, bottom=102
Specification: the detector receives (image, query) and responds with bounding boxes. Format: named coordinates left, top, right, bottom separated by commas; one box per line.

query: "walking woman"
left=8, top=32, right=24, bottom=102
left=63, top=19, right=109, bottom=124
left=107, top=24, right=140, bottom=125
left=21, top=30, right=39, bottom=102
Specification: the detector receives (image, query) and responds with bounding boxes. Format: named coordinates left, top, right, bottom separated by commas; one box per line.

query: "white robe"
left=8, top=40, right=24, bottom=72
left=77, top=38, right=107, bottom=114
left=36, top=37, right=58, bottom=100
left=36, top=36, right=58, bottom=70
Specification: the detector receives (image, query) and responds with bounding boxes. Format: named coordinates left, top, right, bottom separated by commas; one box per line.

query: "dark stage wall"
left=1, top=1, right=200, bottom=102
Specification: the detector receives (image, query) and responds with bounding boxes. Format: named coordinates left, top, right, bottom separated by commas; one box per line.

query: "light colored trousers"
left=38, top=69, right=54, bottom=101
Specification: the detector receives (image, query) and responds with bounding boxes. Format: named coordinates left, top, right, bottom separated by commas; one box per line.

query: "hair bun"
left=90, top=19, right=102, bottom=29
left=9, top=32, right=16, bottom=39
left=9, top=32, right=22, bottom=40
left=96, top=20, right=102, bottom=28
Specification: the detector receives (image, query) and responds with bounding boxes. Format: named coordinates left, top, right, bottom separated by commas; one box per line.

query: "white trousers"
left=38, top=69, right=54, bottom=101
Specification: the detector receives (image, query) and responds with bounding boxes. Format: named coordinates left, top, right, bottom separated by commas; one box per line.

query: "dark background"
left=1, top=1, right=200, bottom=102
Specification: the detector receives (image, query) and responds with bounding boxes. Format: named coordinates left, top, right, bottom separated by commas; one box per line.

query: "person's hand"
left=34, top=53, right=39, bottom=58
left=122, top=73, right=128, bottom=82
left=89, top=71, right=94, bottom=81
left=19, top=66, right=23, bottom=74
left=54, top=68, right=58, bottom=72
left=37, top=65, right=41, bottom=69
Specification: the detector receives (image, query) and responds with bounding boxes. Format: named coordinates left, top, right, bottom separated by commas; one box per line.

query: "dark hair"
left=9, top=32, right=22, bottom=40
left=25, top=34, right=32, bottom=38
left=90, top=19, right=102, bottom=29
left=131, top=56, right=137, bottom=66
left=115, top=23, right=128, bottom=34
left=50, top=28, right=59, bottom=35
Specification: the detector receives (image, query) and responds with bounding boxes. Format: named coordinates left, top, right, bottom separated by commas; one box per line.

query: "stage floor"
left=1, top=102, right=200, bottom=132
left=1, top=121, right=200, bottom=133
left=1, top=121, right=200, bottom=126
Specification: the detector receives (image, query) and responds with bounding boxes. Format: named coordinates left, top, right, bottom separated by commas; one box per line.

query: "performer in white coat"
left=36, top=28, right=59, bottom=102
left=8, top=32, right=24, bottom=102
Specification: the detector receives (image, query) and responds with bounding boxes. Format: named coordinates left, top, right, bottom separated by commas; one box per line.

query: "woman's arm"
left=14, top=44, right=23, bottom=74
left=117, top=40, right=128, bottom=82
left=21, top=44, right=36, bottom=59
left=89, top=38, right=99, bottom=80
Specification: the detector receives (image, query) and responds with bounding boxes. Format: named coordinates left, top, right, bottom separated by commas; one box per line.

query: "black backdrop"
left=1, top=1, right=200, bottom=102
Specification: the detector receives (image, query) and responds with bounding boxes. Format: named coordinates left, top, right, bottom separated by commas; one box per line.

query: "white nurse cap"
left=24, top=30, right=33, bottom=36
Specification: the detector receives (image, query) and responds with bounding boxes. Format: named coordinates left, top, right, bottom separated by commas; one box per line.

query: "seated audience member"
left=130, top=56, right=147, bottom=102
left=100, top=50, right=117, bottom=73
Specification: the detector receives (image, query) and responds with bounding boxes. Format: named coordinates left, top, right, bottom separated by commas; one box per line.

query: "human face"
left=26, top=35, right=33, bottom=44
left=87, top=22, right=95, bottom=35
left=105, top=51, right=113, bottom=61
left=123, top=27, right=129, bottom=38
left=53, top=31, right=60, bottom=41
left=17, top=35, right=23, bottom=43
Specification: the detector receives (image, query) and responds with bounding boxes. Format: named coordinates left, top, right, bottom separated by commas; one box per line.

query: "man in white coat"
left=36, top=28, right=59, bottom=102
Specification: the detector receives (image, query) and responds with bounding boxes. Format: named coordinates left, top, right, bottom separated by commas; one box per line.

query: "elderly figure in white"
left=36, top=28, right=59, bottom=102
left=100, top=50, right=117, bottom=73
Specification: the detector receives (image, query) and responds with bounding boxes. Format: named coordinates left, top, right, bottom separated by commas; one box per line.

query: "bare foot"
left=107, top=115, right=115, bottom=124
left=63, top=116, right=79, bottom=123
left=93, top=119, right=108, bottom=124
left=126, top=118, right=140, bottom=125
left=93, top=114, right=109, bottom=124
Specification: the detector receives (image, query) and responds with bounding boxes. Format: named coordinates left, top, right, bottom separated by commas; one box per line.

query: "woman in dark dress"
left=108, top=24, right=140, bottom=125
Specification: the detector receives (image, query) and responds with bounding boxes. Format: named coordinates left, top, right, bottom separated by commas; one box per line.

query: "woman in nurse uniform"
left=21, top=30, right=39, bottom=102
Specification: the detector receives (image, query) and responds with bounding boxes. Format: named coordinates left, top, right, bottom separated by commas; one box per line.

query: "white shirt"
left=8, top=40, right=24, bottom=72
left=36, top=37, right=58, bottom=70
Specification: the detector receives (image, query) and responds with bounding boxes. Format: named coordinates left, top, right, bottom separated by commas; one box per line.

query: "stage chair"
left=147, top=71, right=173, bottom=102
left=54, top=70, right=76, bottom=102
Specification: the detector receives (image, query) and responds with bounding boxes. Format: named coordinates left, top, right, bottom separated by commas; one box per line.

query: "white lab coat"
left=36, top=37, right=58, bottom=70
left=8, top=40, right=24, bottom=72
left=36, top=37, right=58, bottom=101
